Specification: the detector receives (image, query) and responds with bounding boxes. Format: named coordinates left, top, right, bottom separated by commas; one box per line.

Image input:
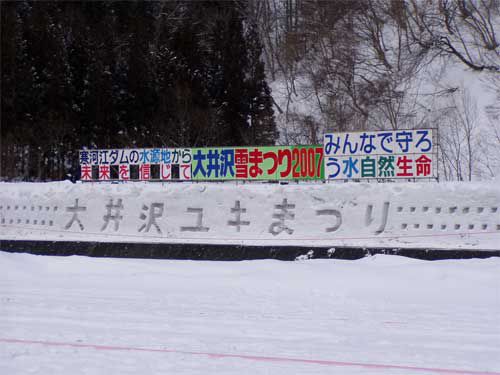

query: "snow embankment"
left=0, top=181, right=499, bottom=250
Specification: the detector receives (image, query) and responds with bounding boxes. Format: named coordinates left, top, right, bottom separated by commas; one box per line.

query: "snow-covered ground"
left=1, top=181, right=500, bottom=250
left=0, top=251, right=499, bottom=374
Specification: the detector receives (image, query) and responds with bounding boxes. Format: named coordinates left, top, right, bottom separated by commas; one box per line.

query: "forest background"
left=1, top=0, right=499, bottom=181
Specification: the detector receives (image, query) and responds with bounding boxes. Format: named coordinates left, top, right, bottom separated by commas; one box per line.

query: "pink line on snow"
left=1, top=338, right=499, bottom=375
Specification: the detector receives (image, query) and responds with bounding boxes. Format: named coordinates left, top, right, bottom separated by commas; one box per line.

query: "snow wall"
left=0, top=181, right=499, bottom=252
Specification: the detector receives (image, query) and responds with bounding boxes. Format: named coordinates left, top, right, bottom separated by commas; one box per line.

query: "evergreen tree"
left=1, top=0, right=277, bottom=180
left=205, top=2, right=250, bottom=146
left=244, top=21, right=277, bottom=145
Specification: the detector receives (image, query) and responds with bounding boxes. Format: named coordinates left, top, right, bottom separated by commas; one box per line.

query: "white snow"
left=0, top=251, right=499, bottom=374
left=1, top=181, right=500, bottom=250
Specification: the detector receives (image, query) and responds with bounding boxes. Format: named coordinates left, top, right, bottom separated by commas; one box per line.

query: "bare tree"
left=405, top=0, right=500, bottom=72
left=249, top=0, right=499, bottom=167
left=455, top=87, right=478, bottom=180
left=438, top=86, right=481, bottom=181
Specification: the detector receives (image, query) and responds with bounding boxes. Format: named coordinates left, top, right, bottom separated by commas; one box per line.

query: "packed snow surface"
left=1, top=180, right=500, bottom=249
left=0, top=251, right=499, bottom=374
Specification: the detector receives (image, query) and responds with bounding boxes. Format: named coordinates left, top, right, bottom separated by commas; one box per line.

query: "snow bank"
left=0, top=181, right=499, bottom=250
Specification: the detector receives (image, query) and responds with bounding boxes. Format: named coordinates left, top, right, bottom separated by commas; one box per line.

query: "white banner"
left=323, top=129, right=437, bottom=180
left=79, top=148, right=192, bottom=181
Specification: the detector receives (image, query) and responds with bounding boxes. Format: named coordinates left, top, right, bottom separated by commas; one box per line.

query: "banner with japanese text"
left=79, top=148, right=192, bottom=181
left=191, top=145, right=324, bottom=180
left=79, top=146, right=324, bottom=181
left=323, top=129, right=437, bottom=180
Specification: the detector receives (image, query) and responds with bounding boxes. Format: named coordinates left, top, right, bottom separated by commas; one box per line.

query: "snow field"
left=0, top=251, right=499, bottom=374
